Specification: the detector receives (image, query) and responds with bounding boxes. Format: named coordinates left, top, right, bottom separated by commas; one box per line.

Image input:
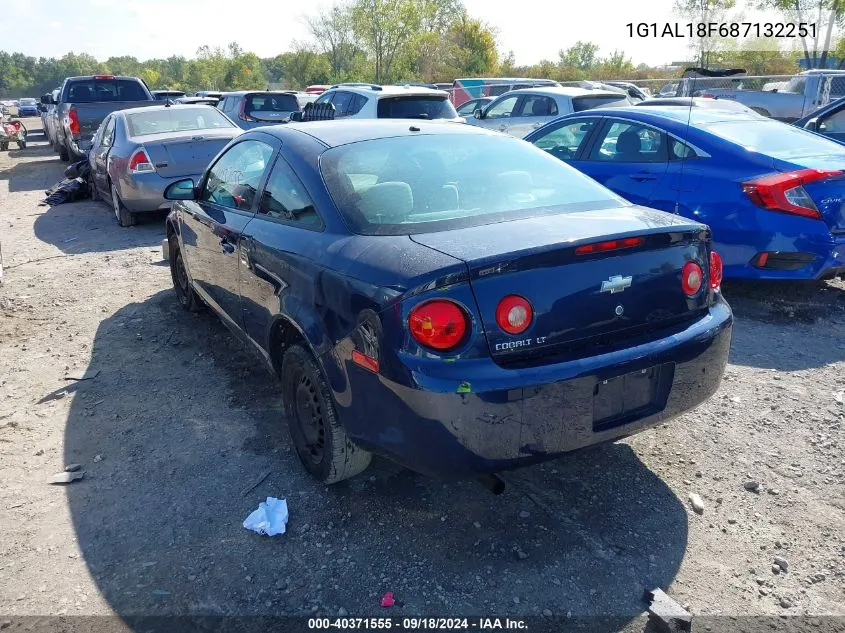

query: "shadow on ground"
left=62, top=290, right=688, bottom=626
left=722, top=279, right=845, bottom=371
left=33, top=200, right=167, bottom=254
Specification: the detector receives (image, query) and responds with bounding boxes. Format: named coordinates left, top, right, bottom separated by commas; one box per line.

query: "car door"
left=91, top=115, right=116, bottom=197
left=579, top=118, right=670, bottom=205
left=527, top=117, right=602, bottom=166
left=180, top=137, right=276, bottom=329
left=471, top=94, right=522, bottom=133
left=507, top=94, right=559, bottom=137
left=239, top=152, right=326, bottom=353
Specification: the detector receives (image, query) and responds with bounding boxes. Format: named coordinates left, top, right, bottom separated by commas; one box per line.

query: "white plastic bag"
left=243, top=497, right=289, bottom=536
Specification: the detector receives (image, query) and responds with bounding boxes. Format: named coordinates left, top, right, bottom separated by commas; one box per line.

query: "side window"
left=314, top=92, right=333, bottom=104
left=670, top=139, right=698, bottom=160
left=347, top=93, right=367, bottom=116
left=100, top=116, right=116, bottom=148
left=485, top=95, right=520, bottom=119
left=819, top=108, right=845, bottom=133
left=331, top=91, right=354, bottom=117
left=589, top=120, right=668, bottom=163
left=517, top=95, right=556, bottom=117
left=200, top=140, right=274, bottom=211
left=531, top=118, right=598, bottom=159
left=259, top=157, right=323, bottom=229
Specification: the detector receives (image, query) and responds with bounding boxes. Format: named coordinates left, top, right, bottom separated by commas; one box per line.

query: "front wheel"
left=110, top=183, right=136, bottom=227
left=169, top=235, right=202, bottom=312
left=0, top=142, right=8, bottom=151
left=281, top=344, right=372, bottom=484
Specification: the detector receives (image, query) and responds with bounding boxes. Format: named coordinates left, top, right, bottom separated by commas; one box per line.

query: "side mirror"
left=40, top=94, right=53, bottom=105
left=289, top=111, right=303, bottom=122
left=804, top=118, right=819, bottom=131
left=473, top=108, right=483, bottom=119
left=164, top=178, right=197, bottom=201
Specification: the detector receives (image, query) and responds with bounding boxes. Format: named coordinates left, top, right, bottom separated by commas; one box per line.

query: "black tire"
left=110, top=183, right=136, bottom=227
left=58, top=143, right=69, bottom=162
left=169, top=236, right=202, bottom=312
left=281, top=344, right=372, bottom=484
left=0, top=142, right=7, bottom=152
left=17, top=141, right=26, bottom=150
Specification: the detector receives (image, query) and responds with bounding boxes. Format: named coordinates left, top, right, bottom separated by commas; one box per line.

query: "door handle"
left=220, top=237, right=235, bottom=254
left=629, top=175, right=657, bottom=182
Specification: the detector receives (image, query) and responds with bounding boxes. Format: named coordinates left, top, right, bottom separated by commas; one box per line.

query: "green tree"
left=558, top=41, right=600, bottom=71
left=758, top=0, right=843, bottom=68
left=351, top=0, right=419, bottom=82
left=306, top=3, right=359, bottom=81
left=674, top=0, right=738, bottom=67
left=444, top=14, right=498, bottom=78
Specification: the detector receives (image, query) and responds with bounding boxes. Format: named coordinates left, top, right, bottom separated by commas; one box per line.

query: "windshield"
left=245, top=93, right=299, bottom=115
left=377, top=96, right=458, bottom=119
left=65, top=79, right=149, bottom=103
left=705, top=119, right=845, bottom=159
left=572, top=95, right=630, bottom=111
left=127, top=107, right=234, bottom=136
left=320, top=133, right=625, bottom=235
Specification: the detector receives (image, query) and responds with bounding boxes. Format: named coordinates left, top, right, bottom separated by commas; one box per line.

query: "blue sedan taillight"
left=741, top=168, right=842, bottom=220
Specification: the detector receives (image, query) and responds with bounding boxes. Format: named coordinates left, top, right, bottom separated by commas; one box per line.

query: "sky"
left=0, top=0, right=813, bottom=67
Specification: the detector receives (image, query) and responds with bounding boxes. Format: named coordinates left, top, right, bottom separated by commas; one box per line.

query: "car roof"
left=263, top=119, right=499, bottom=147
left=117, top=103, right=221, bottom=116
left=576, top=105, right=767, bottom=125
left=454, top=77, right=559, bottom=84
left=326, top=84, right=450, bottom=98
left=219, top=90, right=298, bottom=97
left=504, top=86, right=626, bottom=98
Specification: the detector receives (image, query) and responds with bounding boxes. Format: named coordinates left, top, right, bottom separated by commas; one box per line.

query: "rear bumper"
left=117, top=173, right=199, bottom=213
left=334, top=297, right=733, bottom=476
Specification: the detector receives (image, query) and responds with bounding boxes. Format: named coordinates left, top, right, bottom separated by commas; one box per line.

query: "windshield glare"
left=127, top=107, right=234, bottom=136
left=705, top=119, right=845, bottom=159
left=320, top=134, right=625, bottom=235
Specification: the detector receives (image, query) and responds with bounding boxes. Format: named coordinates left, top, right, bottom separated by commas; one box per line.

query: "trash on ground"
left=41, top=157, right=92, bottom=207
left=380, top=592, right=395, bottom=608
left=688, top=493, right=705, bottom=515
left=243, top=497, right=288, bottom=536
left=63, top=369, right=100, bottom=382
left=643, top=587, right=692, bottom=633
left=64, top=463, right=82, bottom=472
left=49, top=470, right=84, bottom=485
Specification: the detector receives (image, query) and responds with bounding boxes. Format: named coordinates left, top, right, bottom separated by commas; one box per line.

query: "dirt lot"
left=0, top=119, right=843, bottom=631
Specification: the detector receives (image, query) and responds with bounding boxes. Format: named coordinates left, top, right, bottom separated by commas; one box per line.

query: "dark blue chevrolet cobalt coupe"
left=164, top=120, right=732, bottom=485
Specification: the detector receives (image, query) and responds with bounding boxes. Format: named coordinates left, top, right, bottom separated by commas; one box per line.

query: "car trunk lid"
left=410, top=207, right=711, bottom=364
left=139, top=129, right=235, bottom=178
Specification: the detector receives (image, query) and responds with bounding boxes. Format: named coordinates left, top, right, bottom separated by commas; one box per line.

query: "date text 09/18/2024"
left=307, top=618, right=528, bottom=630
left=626, top=21, right=818, bottom=39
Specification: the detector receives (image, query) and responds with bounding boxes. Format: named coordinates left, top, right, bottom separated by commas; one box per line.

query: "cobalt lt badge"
left=600, top=275, right=632, bottom=295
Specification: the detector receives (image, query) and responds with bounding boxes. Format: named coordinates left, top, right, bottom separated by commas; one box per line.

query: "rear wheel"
left=281, top=344, right=371, bottom=484
left=0, top=142, right=7, bottom=152
left=169, top=236, right=202, bottom=312
left=110, top=183, right=136, bottom=227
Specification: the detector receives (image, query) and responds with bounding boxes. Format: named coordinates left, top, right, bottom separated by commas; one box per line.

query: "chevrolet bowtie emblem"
left=601, top=275, right=632, bottom=294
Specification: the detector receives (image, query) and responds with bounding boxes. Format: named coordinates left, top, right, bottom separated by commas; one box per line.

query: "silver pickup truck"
left=680, top=70, right=845, bottom=122
left=47, top=75, right=155, bottom=161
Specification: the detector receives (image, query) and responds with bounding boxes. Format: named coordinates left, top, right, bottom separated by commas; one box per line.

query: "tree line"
left=0, top=0, right=814, bottom=98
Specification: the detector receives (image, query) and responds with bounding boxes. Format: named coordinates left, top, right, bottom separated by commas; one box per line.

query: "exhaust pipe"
left=478, top=473, right=505, bottom=495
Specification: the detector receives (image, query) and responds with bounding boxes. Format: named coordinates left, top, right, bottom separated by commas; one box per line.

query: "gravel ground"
left=0, top=119, right=843, bottom=631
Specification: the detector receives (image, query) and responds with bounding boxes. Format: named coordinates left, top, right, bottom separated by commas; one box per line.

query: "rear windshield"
left=154, top=91, right=185, bottom=100
left=705, top=119, right=845, bottom=159
left=245, top=93, right=299, bottom=114
left=19, top=98, right=37, bottom=105
left=127, top=107, right=234, bottom=136
left=572, top=95, right=630, bottom=112
left=65, top=79, right=149, bottom=103
left=320, top=133, right=624, bottom=235
left=377, top=96, right=458, bottom=119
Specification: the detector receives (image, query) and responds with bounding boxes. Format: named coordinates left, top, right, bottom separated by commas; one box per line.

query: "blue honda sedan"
left=525, top=105, right=845, bottom=281
left=163, top=120, right=732, bottom=484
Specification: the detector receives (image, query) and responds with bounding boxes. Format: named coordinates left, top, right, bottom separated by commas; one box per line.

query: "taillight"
left=709, top=251, right=723, bottom=290
left=238, top=100, right=256, bottom=122
left=68, top=108, right=80, bottom=136
left=495, top=295, right=533, bottom=335
left=408, top=300, right=467, bottom=351
left=575, top=236, right=644, bottom=255
left=681, top=261, right=703, bottom=296
left=94, top=75, right=116, bottom=80
left=741, top=169, right=841, bottom=220
left=128, top=148, right=155, bottom=174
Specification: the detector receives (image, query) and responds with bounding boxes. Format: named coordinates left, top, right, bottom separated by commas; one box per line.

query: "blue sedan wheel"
left=281, top=345, right=371, bottom=483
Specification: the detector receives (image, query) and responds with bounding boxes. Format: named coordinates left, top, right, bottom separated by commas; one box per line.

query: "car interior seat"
left=358, top=181, right=413, bottom=224
left=615, top=130, right=643, bottom=161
